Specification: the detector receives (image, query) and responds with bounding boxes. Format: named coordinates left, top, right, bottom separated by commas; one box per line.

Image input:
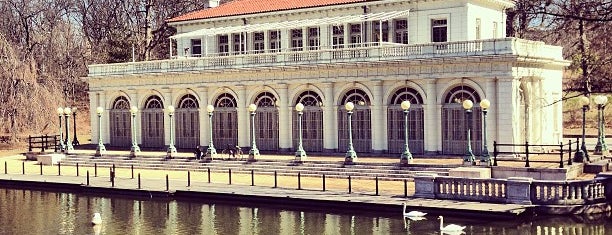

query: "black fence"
left=493, top=140, right=574, bottom=168
left=28, top=135, right=60, bottom=153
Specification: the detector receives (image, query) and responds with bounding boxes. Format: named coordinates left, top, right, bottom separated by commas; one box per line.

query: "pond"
left=0, top=188, right=610, bottom=235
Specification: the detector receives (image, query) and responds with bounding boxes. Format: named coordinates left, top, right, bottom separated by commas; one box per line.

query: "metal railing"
left=493, top=140, right=574, bottom=168
left=28, top=135, right=60, bottom=152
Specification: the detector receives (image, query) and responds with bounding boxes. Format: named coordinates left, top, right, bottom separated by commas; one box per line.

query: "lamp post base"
left=204, top=148, right=217, bottom=161
left=344, top=150, right=357, bottom=165
left=166, top=146, right=177, bottom=159
left=574, top=150, right=586, bottom=162
left=95, top=144, right=106, bottom=157
left=248, top=149, right=259, bottom=162
left=400, top=151, right=412, bottom=166
left=295, top=150, right=307, bottom=162
left=463, top=154, right=476, bottom=166
left=130, top=145, right=141, bottom=158
left=480, top=153, right=491, bottom=166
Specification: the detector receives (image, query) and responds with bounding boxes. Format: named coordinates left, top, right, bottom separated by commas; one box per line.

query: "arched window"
left=144, top=96, right=163, bottom=109
left=293, top=91, right=323, bottom=152
left=215, top=93, right=237, bottom=107
left=178, top=94, right=199, bottom=109
left=295, top=90, right=322, bottom=106
left=109, top=96, right=131, bottom=146
left=254, top=92, right=276, bottom=107
left=213, top=93, right=238, bottom=149
left=340, top=88, right=370, bottom=106
left=338, top=88, right=371, bottom=153
left=387, top=87, right=425, bottom=154
left=441, top=85, right=482, bottom=155
left=112, top=96, right=130, bottom=109
left=444, top=85, right=480, bottom=104
left=253, top=91, right=279, bottom=151
left=141, top=95, right=164, bottom=147
left=389, top=87, right=423, bottom=105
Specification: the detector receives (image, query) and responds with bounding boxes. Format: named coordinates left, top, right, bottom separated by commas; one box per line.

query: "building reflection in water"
left=0, top=188, right=611, bottom=235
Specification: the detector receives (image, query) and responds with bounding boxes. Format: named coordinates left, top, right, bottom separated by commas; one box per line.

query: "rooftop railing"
left=88, top=38, right=564, bottom=77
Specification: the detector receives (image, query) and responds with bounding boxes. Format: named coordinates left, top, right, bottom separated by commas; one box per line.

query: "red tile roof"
left=168, top=0, right=366, bottom=23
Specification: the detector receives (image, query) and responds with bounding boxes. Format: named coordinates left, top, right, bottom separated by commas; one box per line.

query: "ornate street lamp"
left=594, top=95, right=608, bottom=155
left=480, top=99, right=491, bottom=165
left=71, top=107, right=79, bottom=146
left=63, top=107, right=74, bottom=152
left=95, top=107, right=106, bottom=157
left=248, top=104, right=259, bottom=161
left=400, top=100, right=412, bottom=165
left=166, top=105, right=177, bottom=159
left=56, top=107, right=65, bottom=152
left=295, top=103, right=307, bottom=161
left=344, top=102, right=357, bottom=164
left=462, top=100, right=475, bottom=165
left=205, top=104, right=217, bottom=161
left=129, top=105, right=141, bottom=158
left=575, top=96, right=590, bottom=162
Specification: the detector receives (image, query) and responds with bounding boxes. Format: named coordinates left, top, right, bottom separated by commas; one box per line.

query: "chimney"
left=208, top=0, right=220, bottom=8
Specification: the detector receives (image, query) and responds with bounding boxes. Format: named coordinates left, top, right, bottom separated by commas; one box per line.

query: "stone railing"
left=414, top=174, right=610, bottom=206
left=88, top=37, right=565, bottom=77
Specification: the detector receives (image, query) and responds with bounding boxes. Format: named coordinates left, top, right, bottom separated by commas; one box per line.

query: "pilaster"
left=162, top=89, right=173, bottom=146
left=278, top=84, right=291, bottom=150
left=322, top=82, right=336, bottom=151
left=200, top=87, right=211, bottom=146
left=370, top=80, right=384, bottom=152
left=424, top=80, right=439, bottom=153
left=496, top=77, right=518, bottom=148
left=236, top=86, right=248, bottom=148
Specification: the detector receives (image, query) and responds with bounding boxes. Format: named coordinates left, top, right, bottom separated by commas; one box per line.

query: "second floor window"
left=394, top=19, right=408, bottom=44
left=332, top=25, right=344, bottom=48
left=308, top=27, right=319, bottom=50
left=291, top=29, right=303, bottom=51
left=270, top=31, right=281, bottom=52
left=350, top=24, right=361, bottom=46
left=432, top=19, right=448, bottom=43
left=191, top=39, right=202, bottom=56
left=254, top=32, right=264, bottom=53
left=218, top=35, right=229, bottom=55
left=372, top=21, right=389, bottom=43
left=233, top=34, right=245, bottom=54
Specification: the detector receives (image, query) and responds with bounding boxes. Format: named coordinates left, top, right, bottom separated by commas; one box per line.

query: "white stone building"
left=87, top=0, right=569, bottom=157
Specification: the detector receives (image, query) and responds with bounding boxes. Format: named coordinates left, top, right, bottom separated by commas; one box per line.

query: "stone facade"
left=87, top=0, right=569, bottom=155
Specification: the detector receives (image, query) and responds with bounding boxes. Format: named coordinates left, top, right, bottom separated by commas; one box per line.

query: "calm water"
left=0, top=188, right=611, bottom=235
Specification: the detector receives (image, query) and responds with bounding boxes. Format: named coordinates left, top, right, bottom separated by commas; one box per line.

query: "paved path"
left=0, top=165, right=532, bottom=218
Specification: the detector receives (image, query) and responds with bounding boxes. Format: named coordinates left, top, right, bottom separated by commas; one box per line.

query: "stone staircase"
left=59, top=154, right=455, bottom=181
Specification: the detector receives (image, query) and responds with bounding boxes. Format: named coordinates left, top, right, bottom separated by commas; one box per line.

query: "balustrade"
left=88, top=38, right=564, bottom=77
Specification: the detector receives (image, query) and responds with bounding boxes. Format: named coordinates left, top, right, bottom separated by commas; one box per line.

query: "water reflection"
left=0, top=188, right=611, bottom=235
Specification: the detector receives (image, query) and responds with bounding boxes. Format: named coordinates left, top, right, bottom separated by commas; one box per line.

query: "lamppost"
left=72, top=107, right=79, bottom=146
left=205, top=104, right=217, bottom=161
left=462, top=100, right=475, bottom=165
left=344, top=102, right=357, bottom=164
left=575, top=96, right=590, bottom=162
left=166, top=105, right=177, bottom=159
left=480, top=99, right=491, bottom=165
left=248, top=104, right=259, bottom=161
left=295, top=103, right=307, bottom=161
left=63, top=107, right=74, bottom=152
left=594, top=95, right=608, bottom=155
left=56, top=107, right=65, bottom=152
left=95, top=107, right=106, bottom=157
left=129, top=105, right=140, bottom=158
left=400, top=100, right=412, bottom=165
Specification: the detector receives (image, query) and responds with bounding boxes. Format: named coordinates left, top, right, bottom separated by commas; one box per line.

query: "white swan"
left=402, top=202, right=427, bottom=217
left=438, top=216, right=465, bottom=232
left=91, top=213, right=102, bottom=225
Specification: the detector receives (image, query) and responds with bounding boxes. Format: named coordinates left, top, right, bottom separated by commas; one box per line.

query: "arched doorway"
left=293, top=90, right=323, bottom=152
left=175, top=94, right=199, bottom=149
left=387, top=87, right=425, bottom=154
left=338, top=88, right=371, bottom=153
left=441, top=85, right=482, bottom=155
left=109, top=96, right=131, bottom=147
left=141, top=95, right=164, bottom=148
left=253, top=92, right=279, bottom=151
left=213, top=93, right=238, bottom=150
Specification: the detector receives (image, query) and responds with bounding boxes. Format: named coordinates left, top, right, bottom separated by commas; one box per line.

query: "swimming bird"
left=438, top=216, right=465, bottom=232
left=91, top=213, right=102, bottom=225
left=402, top=202, right=427, bottom=217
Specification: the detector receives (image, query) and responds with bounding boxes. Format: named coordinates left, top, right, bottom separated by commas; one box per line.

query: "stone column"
left=263, top=30, right=270, bottom=52
left=236, top=85, right=248, bottom=148
left=424, top=80, right=438, bottom=153
left=199, top=87, right=210, bottom=146
left=320, top=25, right=330, bottom=49
left=162, top=89, right=173, bottom=145
left=278, top=84, right=291, bottom=150
left=322, top=82, right=336, bottom=151
left=496, top=77, right=517, bottom=147
left=132, top=90, right=143, bottom=145
left=370, top=80, right=384, bottom=152
left=281, top=29, right=290, bottom=51
left=506, top=177, right=533, bottom=204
